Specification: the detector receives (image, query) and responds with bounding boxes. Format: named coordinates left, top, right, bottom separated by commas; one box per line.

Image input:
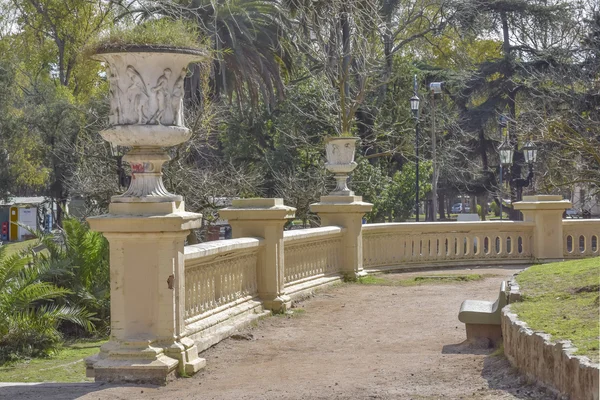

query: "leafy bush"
left=490, top=201, right=500, bottom=216
left=0, top=245, right=94, bottom=363
left=34, top=218, right=111, bottom=336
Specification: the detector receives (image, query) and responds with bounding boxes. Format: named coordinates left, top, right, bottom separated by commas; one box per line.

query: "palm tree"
left=33, top=218, right=110, bottom=334
left=0, top=244, right=94, bottom=362
left=128, top=0, right=295, bottom=109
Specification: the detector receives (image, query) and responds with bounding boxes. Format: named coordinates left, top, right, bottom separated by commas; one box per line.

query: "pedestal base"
left=85, top=339, right=205, bottom=384
left=262, top=295, right=292, bottom=313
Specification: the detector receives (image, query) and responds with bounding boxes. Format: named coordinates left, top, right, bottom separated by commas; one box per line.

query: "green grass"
left=357, top=273, right=487, bottom=286
left=1, top=239, right=37, bottom=257
left=274, top=308, right=306, bottom=318
left=0, top=339, right=106, bottom=383
left=512, top=258, right=600, bottom=362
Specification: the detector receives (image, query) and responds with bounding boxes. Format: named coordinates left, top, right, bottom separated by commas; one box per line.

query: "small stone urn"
left=93, top=46, right=208, bottom=202
left=325, top=136, right=359, bottom=195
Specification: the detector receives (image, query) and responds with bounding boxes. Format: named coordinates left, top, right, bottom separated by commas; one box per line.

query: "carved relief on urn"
left=93, top=47, right=207, bottom=202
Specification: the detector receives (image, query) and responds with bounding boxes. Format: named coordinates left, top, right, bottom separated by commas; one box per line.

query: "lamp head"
left=522, top=140, right=537, bottom=164
left=498, top=138, right=514, bottom=167
left=410, top=95, right=420, bottom=118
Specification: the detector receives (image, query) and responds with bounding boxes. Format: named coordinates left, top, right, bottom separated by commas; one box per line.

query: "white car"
left=565, top=209, right=579, bottom=218
left=451, top=203, right=471, bottom=213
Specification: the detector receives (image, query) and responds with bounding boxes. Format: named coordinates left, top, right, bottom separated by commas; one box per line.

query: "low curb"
left=502, top=289, right=599, bottom=400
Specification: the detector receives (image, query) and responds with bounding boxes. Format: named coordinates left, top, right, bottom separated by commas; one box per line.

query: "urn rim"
left=92, top=44, right=208, bottom=59
left=325, top=136, right=360, bottom=143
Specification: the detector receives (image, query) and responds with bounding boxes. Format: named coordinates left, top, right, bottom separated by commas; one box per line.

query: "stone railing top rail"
left=363, top=221, right=535, bottom=234
left=283, top=226, right=344, bottom=243
left=184, top=237, right=264, bottom=262
left=562, top=219, right=600, bottom=226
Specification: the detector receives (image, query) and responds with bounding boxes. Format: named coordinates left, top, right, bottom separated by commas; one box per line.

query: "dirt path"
left=1, top=266, right=557, bottom=400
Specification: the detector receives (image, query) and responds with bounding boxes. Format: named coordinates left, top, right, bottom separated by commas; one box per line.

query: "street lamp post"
left=516, top=139, right=537, bottom=189
left=497, top=124, right=537, bottom=221
left=429, top=82, right=443, bottom=222
left=498, top=135, right=514, bottom=221
left=497, top=115, right=509, bottom=220
left=410, top=76, right=421, bottom=222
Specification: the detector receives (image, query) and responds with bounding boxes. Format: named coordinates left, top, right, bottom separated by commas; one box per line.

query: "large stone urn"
left=86, top=46, right=209, bottom=384
left=325, top=136, right=359, bottom=196
left=94, top=46, right=206, bottom=202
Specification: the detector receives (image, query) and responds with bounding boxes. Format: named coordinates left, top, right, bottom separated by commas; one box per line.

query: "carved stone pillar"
left=514, top=195, right=571, bottom=261
left=220, top=199, right=296, bottom=312
left=86, top=47, right=208, bottom=384
left=310, top=196, right=372, bottom=279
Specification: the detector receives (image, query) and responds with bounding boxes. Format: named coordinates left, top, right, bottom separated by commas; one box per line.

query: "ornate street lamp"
left=410, top=95, right=420, bottom=117
left=498, top=137, right=514, bottom=167
left=410, top=75, right=421, bottom=222
left=522, top=139, right=537, bottom=165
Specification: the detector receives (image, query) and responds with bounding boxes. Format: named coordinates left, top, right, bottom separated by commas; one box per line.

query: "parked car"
left=565, top=209, right=580, bottom=218
left=451, top=203, right=471, bottom=213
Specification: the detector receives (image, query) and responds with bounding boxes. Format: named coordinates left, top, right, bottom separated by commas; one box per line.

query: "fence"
left=181, top=211, right=599, bottom=353
left=363, top=221, right=534, bottom=270
left=183, top=238, right=266, bottom=351
left=562, top=219, right=600, bottom=258
left=283, top=227, right=344, bottom=286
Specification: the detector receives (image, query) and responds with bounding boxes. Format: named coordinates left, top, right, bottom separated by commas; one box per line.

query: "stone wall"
left=502, top=308, right=599, bottom=400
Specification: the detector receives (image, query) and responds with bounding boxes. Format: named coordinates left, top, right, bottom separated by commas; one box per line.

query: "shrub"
left=89, top=19, right=202, bottom=54
left=0, top=245, right=94, bottom=363
left=34, top=218, right=111, bottom=336
left=490, top=201, right=500, bottom=216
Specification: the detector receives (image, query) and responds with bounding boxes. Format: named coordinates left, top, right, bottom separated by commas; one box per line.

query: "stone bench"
left=458, top=281, right=508, bottom=342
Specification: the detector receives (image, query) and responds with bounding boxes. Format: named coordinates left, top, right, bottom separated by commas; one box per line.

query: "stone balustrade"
left=87, top=192, right=599, bottom=383
left=363, top=221, right=535, bottom=270
left=176, top=203, right=598, bottom=362
left=183, top=238, right=267, bottom=352
left=283, top=227, right=344, bottom=286
left=562, top=219, right=600, bottom=258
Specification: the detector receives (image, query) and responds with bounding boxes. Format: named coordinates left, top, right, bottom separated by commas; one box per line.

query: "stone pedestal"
left=220, top=199, right=296, bottom=312
left=513, top=195, right=571, bottom=261
left=310, top=196, right=373, bottom=279
left=85, top=201, right=205, bottom=384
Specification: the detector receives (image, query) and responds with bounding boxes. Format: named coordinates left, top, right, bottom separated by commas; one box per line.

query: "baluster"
left=456, top=235, right=464, bottom=259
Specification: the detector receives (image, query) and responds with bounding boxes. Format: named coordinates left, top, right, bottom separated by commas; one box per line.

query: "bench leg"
left=465, top=324, right=502, bottom=343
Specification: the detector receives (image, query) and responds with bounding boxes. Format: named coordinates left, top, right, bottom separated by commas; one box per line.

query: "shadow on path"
left=441, top=339, right=496, bottom=355
left=481, top=355, right=557, bottom=400
left=0, top=382, right=156, bottom=400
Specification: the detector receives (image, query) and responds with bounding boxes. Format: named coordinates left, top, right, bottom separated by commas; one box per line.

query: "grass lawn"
left=0, top=339, right=106, bottom=383
left=512, top=258, right=600, bottom=362
left=1, top=239, right=37, bottom=257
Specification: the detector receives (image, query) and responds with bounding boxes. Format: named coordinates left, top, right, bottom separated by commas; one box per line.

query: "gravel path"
left=0, top=266, right=557, bottom=400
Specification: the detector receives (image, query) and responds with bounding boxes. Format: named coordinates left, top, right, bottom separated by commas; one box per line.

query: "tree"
left=129, top=0, right=295, bottom=109
left=443, top=0, right=585, bottom=218
left=8, top=0, right=114, bottom=94
left=0, top=0, right=116, bottom=225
